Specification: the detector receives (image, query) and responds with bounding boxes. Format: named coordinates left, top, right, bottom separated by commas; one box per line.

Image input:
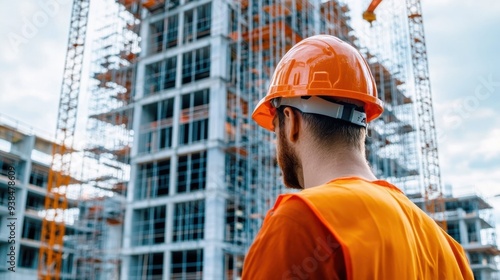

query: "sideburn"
left=277, top=114, right=303, bottom=190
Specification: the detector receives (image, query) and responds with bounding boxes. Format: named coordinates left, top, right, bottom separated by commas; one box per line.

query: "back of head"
left=252, top=34, right=384, bottom=140
left=275, top=104, right=366, bottom=151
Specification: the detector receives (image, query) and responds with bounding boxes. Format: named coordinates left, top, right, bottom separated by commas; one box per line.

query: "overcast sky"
left=0, top=1, right=499, bottom=199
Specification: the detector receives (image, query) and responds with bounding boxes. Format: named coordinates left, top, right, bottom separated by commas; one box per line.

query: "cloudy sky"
left=423, top=0, right=500, bottom=198
left=0, top=1, right=499, bottom=199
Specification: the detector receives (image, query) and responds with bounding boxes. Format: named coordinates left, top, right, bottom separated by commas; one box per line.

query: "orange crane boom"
left=362, top=0, right=382, bottom=23
left=362, top=0, right=446, bottom=230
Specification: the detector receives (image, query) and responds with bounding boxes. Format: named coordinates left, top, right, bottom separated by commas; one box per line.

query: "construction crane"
left=38, top=0, right=90, bottom=279
left=362, top=0, right=446, bottom=230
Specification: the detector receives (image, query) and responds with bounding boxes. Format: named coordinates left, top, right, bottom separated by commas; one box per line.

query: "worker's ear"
left=282, top=107, right=301, bottom=143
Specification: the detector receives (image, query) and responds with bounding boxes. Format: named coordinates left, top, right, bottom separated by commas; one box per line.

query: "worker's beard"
left=277, top=126, right=303, bottom=190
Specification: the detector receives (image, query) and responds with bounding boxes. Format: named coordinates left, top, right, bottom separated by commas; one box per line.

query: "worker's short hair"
left=276, top=106, right=365, bottom=151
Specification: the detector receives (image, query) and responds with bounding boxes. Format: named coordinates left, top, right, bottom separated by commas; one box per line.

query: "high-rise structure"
left=0, top=115, right=78, bottom=280
left=78, top=0, right=424, bottom=279
left=414, top=193, right=500, bottom=280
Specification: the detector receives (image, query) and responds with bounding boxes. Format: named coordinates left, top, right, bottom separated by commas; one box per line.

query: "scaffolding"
left=225, top=0, right=420, bottom=231
left=74, top=0, right=144, bottom=278
left=349, top=0, right=421, bottom=194
left=223, top=1, right=424, bottom=274
left=54, top=0, right=431, bottom=278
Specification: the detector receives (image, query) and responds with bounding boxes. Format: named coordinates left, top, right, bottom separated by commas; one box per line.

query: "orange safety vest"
left=269, top=178, right=473, bottom=279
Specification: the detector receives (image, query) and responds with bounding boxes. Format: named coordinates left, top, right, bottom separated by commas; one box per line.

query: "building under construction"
left=415, top=193, right=500, bottom=280
left=73, top=0, right=433, bottom=278
left=27, top=0, right=496, bottom=279
left=0, top=115, right=79, bottom=280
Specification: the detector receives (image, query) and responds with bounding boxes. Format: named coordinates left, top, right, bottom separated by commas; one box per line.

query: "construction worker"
left=242, top=35, right=473, bottom=279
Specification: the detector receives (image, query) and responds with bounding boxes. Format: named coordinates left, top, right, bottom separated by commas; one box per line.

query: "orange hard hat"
left=252, top=35, right=384, bottom=131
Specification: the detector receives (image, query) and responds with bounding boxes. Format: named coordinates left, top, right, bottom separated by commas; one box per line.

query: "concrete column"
left=215, top=40, right=228, bottom=80
left=200, top=0, right=227, bottom=144
left=166, top=202, right=174, bottom=244
left=208, top=80, right=227, bottom=143
left=122, top=97, right=142, bottom=280
left=312, top=0, right=321, bottom=34
left=203, top=148, right=226, bottom=279
left=130, top=103, right=143, bottom=159
left=178, top=11, right=185, bottom=50
left=208, top=26, right=228, bottom=142
left=203, top=242, right=224, bottom=280
left=458, top=208, right=469, bottom=244
left=135, top=60, right=146, bottom=100
left=139, top=14, right=150, bottom=61
left=475, top=219, right=482, bottom=243
left=211, top=0, right=228, bottom=37
left=171, top=91, right=181, bottom=150
left=123, top=202, right=134, bottom=249
left=163, top=202, right=175, bottom=280
left=13, top=135, right=35, bottom=270
left=121, top=253, right=130, bottom=280
left=163, top=248, right=171, bottom=280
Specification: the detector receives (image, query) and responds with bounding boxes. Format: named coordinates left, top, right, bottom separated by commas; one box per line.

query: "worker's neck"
left=299, top=146, right=377, bottom=189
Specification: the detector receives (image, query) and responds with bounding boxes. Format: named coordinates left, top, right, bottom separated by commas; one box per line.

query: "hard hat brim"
left=252, top=89, right=384, bottom=131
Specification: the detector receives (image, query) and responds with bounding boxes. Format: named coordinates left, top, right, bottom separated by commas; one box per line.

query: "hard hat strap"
left=272, top=96, right=367, bottom=127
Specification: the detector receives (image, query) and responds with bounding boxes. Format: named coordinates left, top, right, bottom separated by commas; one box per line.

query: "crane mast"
left=363, top=0, right=446, bottom=230
left=405, top=0, right=445, bottom=229
left=38, top=0, right=90, bottom=279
